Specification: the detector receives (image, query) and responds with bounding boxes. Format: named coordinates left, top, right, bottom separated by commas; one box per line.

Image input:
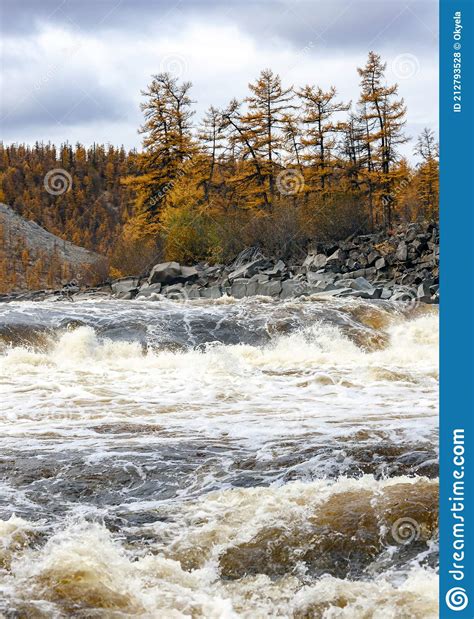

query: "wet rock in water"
left=136, top=283, right=162, bottom=298
left=281, top=279, right=308, bottom=299
left=184, top=284, right=201, bottom=299
left=201, top=285, right=222, bottom=299
left=111, top=277, right=139, bottom=299
left=231, top=279, right=248, bottom=299
left=256, top=279, right=282, bottom=297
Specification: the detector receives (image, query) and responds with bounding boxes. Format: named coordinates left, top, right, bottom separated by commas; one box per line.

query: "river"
left=0, top=295, right=438, bottom=617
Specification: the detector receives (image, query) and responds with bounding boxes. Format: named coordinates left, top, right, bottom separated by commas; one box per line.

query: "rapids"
left=0, top=295, right=438, bottom=617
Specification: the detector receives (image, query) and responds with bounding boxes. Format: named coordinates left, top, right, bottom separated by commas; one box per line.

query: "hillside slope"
left=0, top=203, right=107, bottom=292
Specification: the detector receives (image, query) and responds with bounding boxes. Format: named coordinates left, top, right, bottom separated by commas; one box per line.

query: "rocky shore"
left=1, top=222, right=439, bottom=305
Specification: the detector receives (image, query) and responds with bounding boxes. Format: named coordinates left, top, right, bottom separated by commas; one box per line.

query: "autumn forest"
left=0, top=52, right=439, bottom=288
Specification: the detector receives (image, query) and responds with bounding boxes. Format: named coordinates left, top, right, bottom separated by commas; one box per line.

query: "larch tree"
left=241, top=69, right=294, bottom=207
left=198, top=106, right=227, bottom=202
left=414, top=127, right=439, bottom=218
left=221, top=97, right=271, bottom=210
left=298, top=85, right=349, bottom=195
left=124, top=73, right=196, bottom=239
left=357, top=51, right=408, bottom=228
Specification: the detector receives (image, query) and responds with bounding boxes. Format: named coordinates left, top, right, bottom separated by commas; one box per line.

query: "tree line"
left=0, top=51, right=438, bottom=282
left=123, top=51, right=438, bottom=268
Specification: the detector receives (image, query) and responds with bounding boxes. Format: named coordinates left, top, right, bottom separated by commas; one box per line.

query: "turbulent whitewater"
left=0, top=295, right=438, bottom=617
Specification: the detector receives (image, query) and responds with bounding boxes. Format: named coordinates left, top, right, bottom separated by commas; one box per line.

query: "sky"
left=0, top=0, right=438, bottom=159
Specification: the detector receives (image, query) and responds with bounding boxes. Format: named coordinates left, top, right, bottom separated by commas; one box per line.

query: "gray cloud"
left=1, top=0, right=438, bottom=48
left=0, top=0, right=438, bottom=154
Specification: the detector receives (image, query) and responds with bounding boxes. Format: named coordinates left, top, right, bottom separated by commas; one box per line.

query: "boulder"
left=264, top=260, right=286, bottom=277
left=307, top=272, right=335, bottom=285
left=256, top=279, right=282, bottom=297
left=311, top=287, right=353, bottom=298
left=136, top=283, right=162, bottom=298
left=200, top=285, right=222, bottom=299
left=179, top=265, right=199, bottom=282
left=111, top=277, right=139, bottom=299
left=149, top=261, right=181, bottom=285
left=405, top=227, right=418, bottom=243
left=231, top=278, right=248, bottom=299
left=228, top=258, right=267, bottom=282
left=281, top=279, right=308, bottom=299
left=367, top=251, right=380, bottom=266
left=303, top=254, right=327, bottom=271
left=350, top=277, right=374, bottom=292
left=343, top=288, right=382, bottom=300
left=326, top=248, right=346, bottom=263
left=417, top=280, right=437, bottom=303
left=163, top=283, right=185, bottom=299
left=395, top=242, right=408, bottom=262
left=183, top=284, right=201, bottom=299
left=249, top=273, right=270, bottom=284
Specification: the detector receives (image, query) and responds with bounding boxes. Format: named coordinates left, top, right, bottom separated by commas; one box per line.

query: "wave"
left=0, top=476, right=438, bottom=618
left=0, top=311, right=438, bottom=375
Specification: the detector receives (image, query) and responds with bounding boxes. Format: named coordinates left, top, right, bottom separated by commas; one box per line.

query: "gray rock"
left=249, top=273, right=270, bottom=284
left=231, top=279, right=248, bottom=299
left=264, top=260, right=286, bottom=277
left=281, top=279, right=308, bottom=299
left=395, top=242, right=408, bottom=262
left=375, top=257, right=386, bottom=270
left=184, top=285, right=201, bottom=299
left=111, top=277, right=139, bottom=299
left=149, top=261, right=181, bottom=285
left=327, top=248, right=346, bottom=263
left=367, top=251, right=380, bottom=265
left=228, top=258, right=267, bottom=282
left=311, top=287, right=353, bottom=298
left=136, top=283, right=162, bottom=298
left=200, top=285, right=222, bottom=299
left=257, top=279, right=282, bottom=297
left=179, top=265, right=199, bottom=282
left=345, top=268, right=367, bottom=279
left=303, top=254, right=327, bottom=270
left=350, top=277, right=374, bottom=292
left=417, top=280, right=437, bottom=303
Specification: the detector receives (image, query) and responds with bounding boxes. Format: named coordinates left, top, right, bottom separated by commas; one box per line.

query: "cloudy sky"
left=0, top=0, right=438, bottom=159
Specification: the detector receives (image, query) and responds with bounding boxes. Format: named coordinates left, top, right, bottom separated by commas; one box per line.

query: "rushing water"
left=0, top=295, right=438, bottom=618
